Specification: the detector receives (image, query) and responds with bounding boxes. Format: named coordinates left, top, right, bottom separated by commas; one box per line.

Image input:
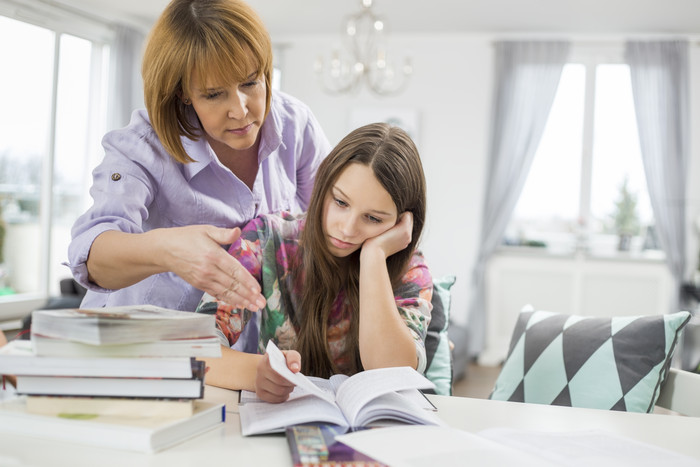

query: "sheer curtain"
left=625, top=40, right=690, bottom=314
left=109, top=24, right=146, bottom=131
left=463, top=41, right=571, bottom=359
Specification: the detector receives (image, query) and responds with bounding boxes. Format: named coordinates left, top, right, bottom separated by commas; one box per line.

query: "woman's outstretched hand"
left=163, top=225, right=266, bottom=311
left=362, top=211, right=413, bottom=259
left=254, top=350, right=301, bottom=403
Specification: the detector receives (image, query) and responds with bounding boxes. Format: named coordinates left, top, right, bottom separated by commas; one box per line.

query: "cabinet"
left=480, top=249, right=673, bottom=366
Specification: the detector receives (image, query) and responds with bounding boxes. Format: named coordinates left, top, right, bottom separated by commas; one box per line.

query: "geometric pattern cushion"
left=489, top=306, right=691, bottom=413
left=423, top=275, right=456, bottom=396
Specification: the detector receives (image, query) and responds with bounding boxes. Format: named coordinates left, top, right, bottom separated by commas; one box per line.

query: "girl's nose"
left=340, top=215, right=358, bottom=237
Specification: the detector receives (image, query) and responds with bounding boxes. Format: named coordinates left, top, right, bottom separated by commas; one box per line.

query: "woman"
left=68, top=0, right=330, bottom=312
left=197, top=123, right=432, bottom=403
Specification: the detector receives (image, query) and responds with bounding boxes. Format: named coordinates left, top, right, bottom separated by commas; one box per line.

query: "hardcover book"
left=286, top=424, right=386, bottom=467
left=0, top=397, right=224, bottom=453
left=0, top=340, right=196, bottom=378
left=31, top=305, right=215, bottom=345
left=238, top=341, right=442, bottom=436
left=30, top=333, right=222, bottom=358
left=25, top=395, right=195, bottom=418
left=15, top=359, right=206, bottom=399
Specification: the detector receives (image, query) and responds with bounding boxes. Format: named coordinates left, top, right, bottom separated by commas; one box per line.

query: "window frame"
left=503, top=41, right=662, bottom=260
left=0, top=0, right=114, bottom=323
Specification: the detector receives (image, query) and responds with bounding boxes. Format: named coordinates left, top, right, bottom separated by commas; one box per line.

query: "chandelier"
left=314, top=0, right=412, bottom=96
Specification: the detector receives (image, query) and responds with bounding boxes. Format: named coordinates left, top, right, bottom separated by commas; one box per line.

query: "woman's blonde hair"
left=293, top=122, right=427, bottom=378
left=142, top=0, right=273, bottom=163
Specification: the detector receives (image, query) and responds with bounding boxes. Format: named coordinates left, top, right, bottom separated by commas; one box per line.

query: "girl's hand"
left=362, top=211, right=413, bottom=259
left=161, top=225, right=266, bottom=311
left=254, top=350, right=301, bottom=403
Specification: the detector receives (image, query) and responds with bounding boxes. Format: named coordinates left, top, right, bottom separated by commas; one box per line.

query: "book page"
left=478, top=428, right=700, bottom=467
left=351, top=392, right=444, bottom=427
left=239, top=376, right=335, bottom=405
left=335, top=426, right=549, bottom=467
left=239, top=396, right=347, bottom=436
left=264, top=341, right=335, bottom=404
left=335, top=366, right=434, bottom=421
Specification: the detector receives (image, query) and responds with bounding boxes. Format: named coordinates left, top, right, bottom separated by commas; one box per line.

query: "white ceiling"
left=57, top=0, right=700, bottom=35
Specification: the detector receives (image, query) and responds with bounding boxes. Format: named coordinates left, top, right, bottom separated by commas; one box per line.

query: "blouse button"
left=111, top=173, right=122, bottom=181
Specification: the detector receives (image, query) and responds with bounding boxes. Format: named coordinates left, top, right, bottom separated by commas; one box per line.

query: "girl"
left=197, top=123, right=431, bottom=403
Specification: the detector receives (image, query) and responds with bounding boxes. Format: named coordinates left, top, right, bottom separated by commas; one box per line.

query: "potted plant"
left=611, top=176, right=640, bottom=251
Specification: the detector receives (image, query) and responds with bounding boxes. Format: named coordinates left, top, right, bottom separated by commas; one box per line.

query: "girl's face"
left=188, top=66, right=266, bottom=152
left=322, top=163, right=398, bottom=258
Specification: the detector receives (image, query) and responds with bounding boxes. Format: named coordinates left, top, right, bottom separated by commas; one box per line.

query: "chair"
left=656, top=367, right=700, bottom=416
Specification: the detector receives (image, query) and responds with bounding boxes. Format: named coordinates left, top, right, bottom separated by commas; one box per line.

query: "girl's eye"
left=366, top=215, right=382, bottom=224
left=334, top=198, right=348, bottom=207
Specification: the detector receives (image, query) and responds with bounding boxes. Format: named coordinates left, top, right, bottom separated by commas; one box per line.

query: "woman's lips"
left=228, top=123, right=253, bottom=135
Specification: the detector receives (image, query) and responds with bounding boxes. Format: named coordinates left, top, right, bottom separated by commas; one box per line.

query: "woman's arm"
left=87, top=226, right=265, bottom=311
left=358, top=212, right=418, bottom=370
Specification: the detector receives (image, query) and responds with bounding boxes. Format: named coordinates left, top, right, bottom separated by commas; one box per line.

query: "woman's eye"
left=242, top=80, right=258, bottom=88
left=205, top=91, right=222, bottom=100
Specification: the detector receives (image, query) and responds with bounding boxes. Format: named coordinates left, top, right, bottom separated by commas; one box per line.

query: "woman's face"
left=187, top=66, right=266, bottom=152
left=322, top=163, right=398, bottom=258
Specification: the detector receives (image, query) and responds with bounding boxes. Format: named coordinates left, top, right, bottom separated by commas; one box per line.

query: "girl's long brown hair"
left=294, top=123, right=426, bottom=377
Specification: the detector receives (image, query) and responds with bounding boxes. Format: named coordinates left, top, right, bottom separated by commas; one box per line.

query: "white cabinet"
left=480, top=249, right=673, bottom=366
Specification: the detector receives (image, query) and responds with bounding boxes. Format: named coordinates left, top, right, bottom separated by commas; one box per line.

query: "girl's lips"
left=329, top=236, right=355, bottom=249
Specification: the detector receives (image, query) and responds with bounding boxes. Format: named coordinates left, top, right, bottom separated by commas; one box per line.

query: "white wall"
left=276, top=33, right=700, bottom=324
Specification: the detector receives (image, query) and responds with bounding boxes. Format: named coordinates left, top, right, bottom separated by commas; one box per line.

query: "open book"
left=239, top=341, right=443, bottom=436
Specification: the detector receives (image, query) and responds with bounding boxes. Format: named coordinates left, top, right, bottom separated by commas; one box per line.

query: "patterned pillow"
left=423, top=275, right=456, bottom=396
left=489, top=306, right=691, bottom=412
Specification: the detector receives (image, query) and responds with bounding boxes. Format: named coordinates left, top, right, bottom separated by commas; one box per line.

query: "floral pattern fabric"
left=195, top=212, right=433, bottom=375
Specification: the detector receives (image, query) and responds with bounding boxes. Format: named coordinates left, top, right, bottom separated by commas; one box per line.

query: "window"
left=504, top=47, right=658, bottom=257
left=0, top=5, right=111, bottom=320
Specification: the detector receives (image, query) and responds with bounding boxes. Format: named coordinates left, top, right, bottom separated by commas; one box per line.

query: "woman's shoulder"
left=269, top=90, right=317, bottom=126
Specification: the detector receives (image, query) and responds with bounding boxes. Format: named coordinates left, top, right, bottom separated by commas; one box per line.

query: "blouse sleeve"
left=194, top=218, right=267, bottom=348
left=394, top=251, right=433, bottom=373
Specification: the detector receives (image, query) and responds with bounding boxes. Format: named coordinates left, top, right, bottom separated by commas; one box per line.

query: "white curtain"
left=109, top=25, right=146, bottom=130
left=625, top=40, right=690, bottom=314
left=464, top=41, right=571, bottom=358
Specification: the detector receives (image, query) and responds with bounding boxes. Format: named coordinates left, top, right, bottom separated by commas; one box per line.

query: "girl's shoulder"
left=242, top=212, right=306, bottom=241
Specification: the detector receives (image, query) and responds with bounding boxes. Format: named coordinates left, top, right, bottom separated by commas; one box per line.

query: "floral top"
left=195, top=212, right=433, bottom=374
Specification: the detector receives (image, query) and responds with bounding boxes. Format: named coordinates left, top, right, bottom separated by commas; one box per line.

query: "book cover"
left=0, top=340, right=196, bottom=378
left=31, top=333, right=222, bottom=358
left=26, top=395, right=195, bottom=417
left=31, top=305, right=215, bottom=345
left=238, top=341, right=443, bottom=436
left=0, top=397, right=225, bottom=453
left=15, top=360, right=206, bottom=399
left=286, top=423, right=386, bottom=467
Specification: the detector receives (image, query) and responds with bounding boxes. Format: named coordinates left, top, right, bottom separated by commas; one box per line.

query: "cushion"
left=423, top=275, right=456, bottom=396
left=489, top=306, right=691, bottom=413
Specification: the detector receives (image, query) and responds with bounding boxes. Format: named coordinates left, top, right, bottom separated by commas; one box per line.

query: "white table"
left=0, top=385, right=698, bottom=466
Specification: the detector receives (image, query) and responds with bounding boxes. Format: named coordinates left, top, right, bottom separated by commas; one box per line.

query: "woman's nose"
left=227, top=91, right=247, bottom=120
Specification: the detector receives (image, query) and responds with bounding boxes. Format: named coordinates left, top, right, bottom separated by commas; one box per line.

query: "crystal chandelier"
left=314, top=0, right=412, bottom=96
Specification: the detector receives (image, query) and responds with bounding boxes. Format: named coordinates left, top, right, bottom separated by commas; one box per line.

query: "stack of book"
left=0, top=305, right=226, bottom=453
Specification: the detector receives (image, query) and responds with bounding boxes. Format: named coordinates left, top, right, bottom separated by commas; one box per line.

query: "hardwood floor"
left=451, top=361, right=502, bottom=399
